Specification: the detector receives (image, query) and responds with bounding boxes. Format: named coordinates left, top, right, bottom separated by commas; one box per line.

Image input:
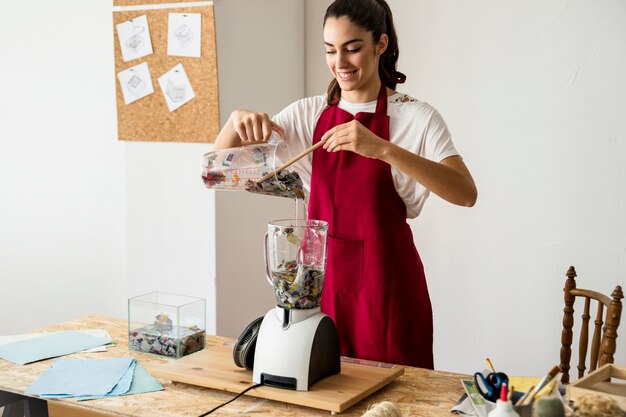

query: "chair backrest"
left=559, top=266, right=623, bottom=384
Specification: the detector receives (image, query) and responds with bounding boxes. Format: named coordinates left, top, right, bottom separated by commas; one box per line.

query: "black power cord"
left=197, top=383, right=263, bottom=416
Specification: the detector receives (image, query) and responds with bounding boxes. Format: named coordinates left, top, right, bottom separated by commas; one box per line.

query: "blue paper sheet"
left=75, top=362, right=163, bottom=401
left=0, top=331, right=112, bottom=365
left=26, top=357, right=134, bottom=397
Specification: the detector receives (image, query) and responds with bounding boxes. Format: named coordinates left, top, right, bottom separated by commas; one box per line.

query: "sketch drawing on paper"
left=174, top=24, right=193, bottom=47
left=166, top=79, right=186, bottom=102
left=127, top=74, right=146, bottom=96
left=126, top=26, right=145, bottom=52
left=158, top=63, right=194, bottom=111
left=118, top=62, right=154, bottom=105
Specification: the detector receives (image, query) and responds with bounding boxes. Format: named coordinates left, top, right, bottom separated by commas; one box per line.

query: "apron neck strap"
left=375, top=81, right=388, bottom=116
left=331, top=81, right=389, bottom=114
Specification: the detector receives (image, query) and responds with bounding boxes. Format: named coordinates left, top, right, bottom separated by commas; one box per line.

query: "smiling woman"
left=213, top=0, right=477, bottom=369
left=323, top=0, right=404, bottom=104
left=323, top=16, right=388, bottom=103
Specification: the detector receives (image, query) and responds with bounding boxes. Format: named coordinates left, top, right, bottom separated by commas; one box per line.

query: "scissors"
left=473, top=371, right=509, bottom=402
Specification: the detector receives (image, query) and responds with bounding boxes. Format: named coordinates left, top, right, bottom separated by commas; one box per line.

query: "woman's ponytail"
left=375, top=0, right=406, bottom=87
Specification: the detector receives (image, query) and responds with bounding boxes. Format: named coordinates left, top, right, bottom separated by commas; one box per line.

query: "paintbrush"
left=257, top=140, right=326, bottom=183
left=519, top=365, right=560, bottom=406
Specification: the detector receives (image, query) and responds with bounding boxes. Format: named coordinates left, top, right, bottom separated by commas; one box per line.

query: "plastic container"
left=128, top=291, right=206, bottom=359
left=487, top=385, right=523, bottom=417
left=485, top=398, right=531, bottom=417
left=201, top=132, right=291, bottom=191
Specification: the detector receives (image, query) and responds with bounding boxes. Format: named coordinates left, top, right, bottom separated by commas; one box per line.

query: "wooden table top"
left=0, top=316, right=466, bottom=416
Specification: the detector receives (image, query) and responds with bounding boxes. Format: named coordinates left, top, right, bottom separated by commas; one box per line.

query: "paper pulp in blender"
left=266, top=220, right=329, bottom=309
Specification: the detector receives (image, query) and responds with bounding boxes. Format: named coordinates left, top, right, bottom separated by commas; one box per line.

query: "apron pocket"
left=327, top=235, right=364, bottom=296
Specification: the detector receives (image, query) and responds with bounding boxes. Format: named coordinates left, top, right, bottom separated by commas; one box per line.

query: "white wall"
left=395, top=0, right=626, bottom=376
left=125, top=141, right=215, bottom=333
left=308, top=0, right=626, bottom=375
left=0, top=1, right=127, bottom=333
left=213, top=0, right=306, bottom=337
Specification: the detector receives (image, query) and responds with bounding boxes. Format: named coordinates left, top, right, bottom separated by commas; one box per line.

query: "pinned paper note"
left=116, top=15, right=153, bottom=62
left=158, top=64, right=195, bottom=112
left=118, top=62, right=154, bottom=105
left=167, top=13, right=202, bottom=58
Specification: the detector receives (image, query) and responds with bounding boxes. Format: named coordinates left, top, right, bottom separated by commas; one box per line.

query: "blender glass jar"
left=265, top=219, right=329, bottom=309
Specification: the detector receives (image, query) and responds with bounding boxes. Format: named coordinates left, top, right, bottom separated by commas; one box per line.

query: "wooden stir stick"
left=257, top=140, right=325, bottom=183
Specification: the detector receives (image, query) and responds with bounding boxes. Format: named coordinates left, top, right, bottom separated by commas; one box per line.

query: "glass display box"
left=128, top=291, right=206, bottom=359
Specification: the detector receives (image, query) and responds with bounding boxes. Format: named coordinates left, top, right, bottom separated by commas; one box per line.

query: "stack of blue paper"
left=26, top=357, right=162, bottom=401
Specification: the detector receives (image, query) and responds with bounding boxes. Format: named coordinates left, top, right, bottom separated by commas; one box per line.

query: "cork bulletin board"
left=112, top=0, right=219, bottom=143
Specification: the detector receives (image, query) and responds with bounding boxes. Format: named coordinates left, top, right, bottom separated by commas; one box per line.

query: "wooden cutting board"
left=151, top=344, right=404, bottom=413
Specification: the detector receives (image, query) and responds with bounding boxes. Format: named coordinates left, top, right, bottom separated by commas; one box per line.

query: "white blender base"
left=252, top=306, right=340, bottom=391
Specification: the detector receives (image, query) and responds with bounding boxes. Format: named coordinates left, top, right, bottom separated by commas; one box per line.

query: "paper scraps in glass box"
left=117, top=62, right=154, bottom=105
left=158, top=64, right=195, bottom=112
left=167, top=13, right=202, bottom=58
left=116, top=15, right=154, bottom=62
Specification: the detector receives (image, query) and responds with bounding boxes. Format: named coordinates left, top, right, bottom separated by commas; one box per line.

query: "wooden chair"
left=560, top=266, right=623, bottom=384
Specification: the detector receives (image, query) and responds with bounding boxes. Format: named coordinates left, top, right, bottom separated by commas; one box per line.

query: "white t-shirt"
left=272, top=92, right=459, bottom=218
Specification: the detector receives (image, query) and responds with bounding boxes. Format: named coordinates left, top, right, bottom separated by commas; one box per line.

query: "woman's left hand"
left=321, top=120, right=387, bottom=159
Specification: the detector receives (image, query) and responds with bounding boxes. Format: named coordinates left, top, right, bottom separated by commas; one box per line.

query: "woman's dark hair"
left=324, top=0, right=405, bottom=104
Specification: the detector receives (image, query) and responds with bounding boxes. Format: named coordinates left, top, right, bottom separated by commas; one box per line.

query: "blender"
left=252, top=219, right=340, bottom=391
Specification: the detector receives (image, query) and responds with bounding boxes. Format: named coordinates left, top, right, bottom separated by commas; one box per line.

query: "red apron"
left=308, top=83, right=434, bottom=369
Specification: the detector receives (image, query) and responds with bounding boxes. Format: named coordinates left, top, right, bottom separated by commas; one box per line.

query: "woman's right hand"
left=230, top=110, right=285, bottom=144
